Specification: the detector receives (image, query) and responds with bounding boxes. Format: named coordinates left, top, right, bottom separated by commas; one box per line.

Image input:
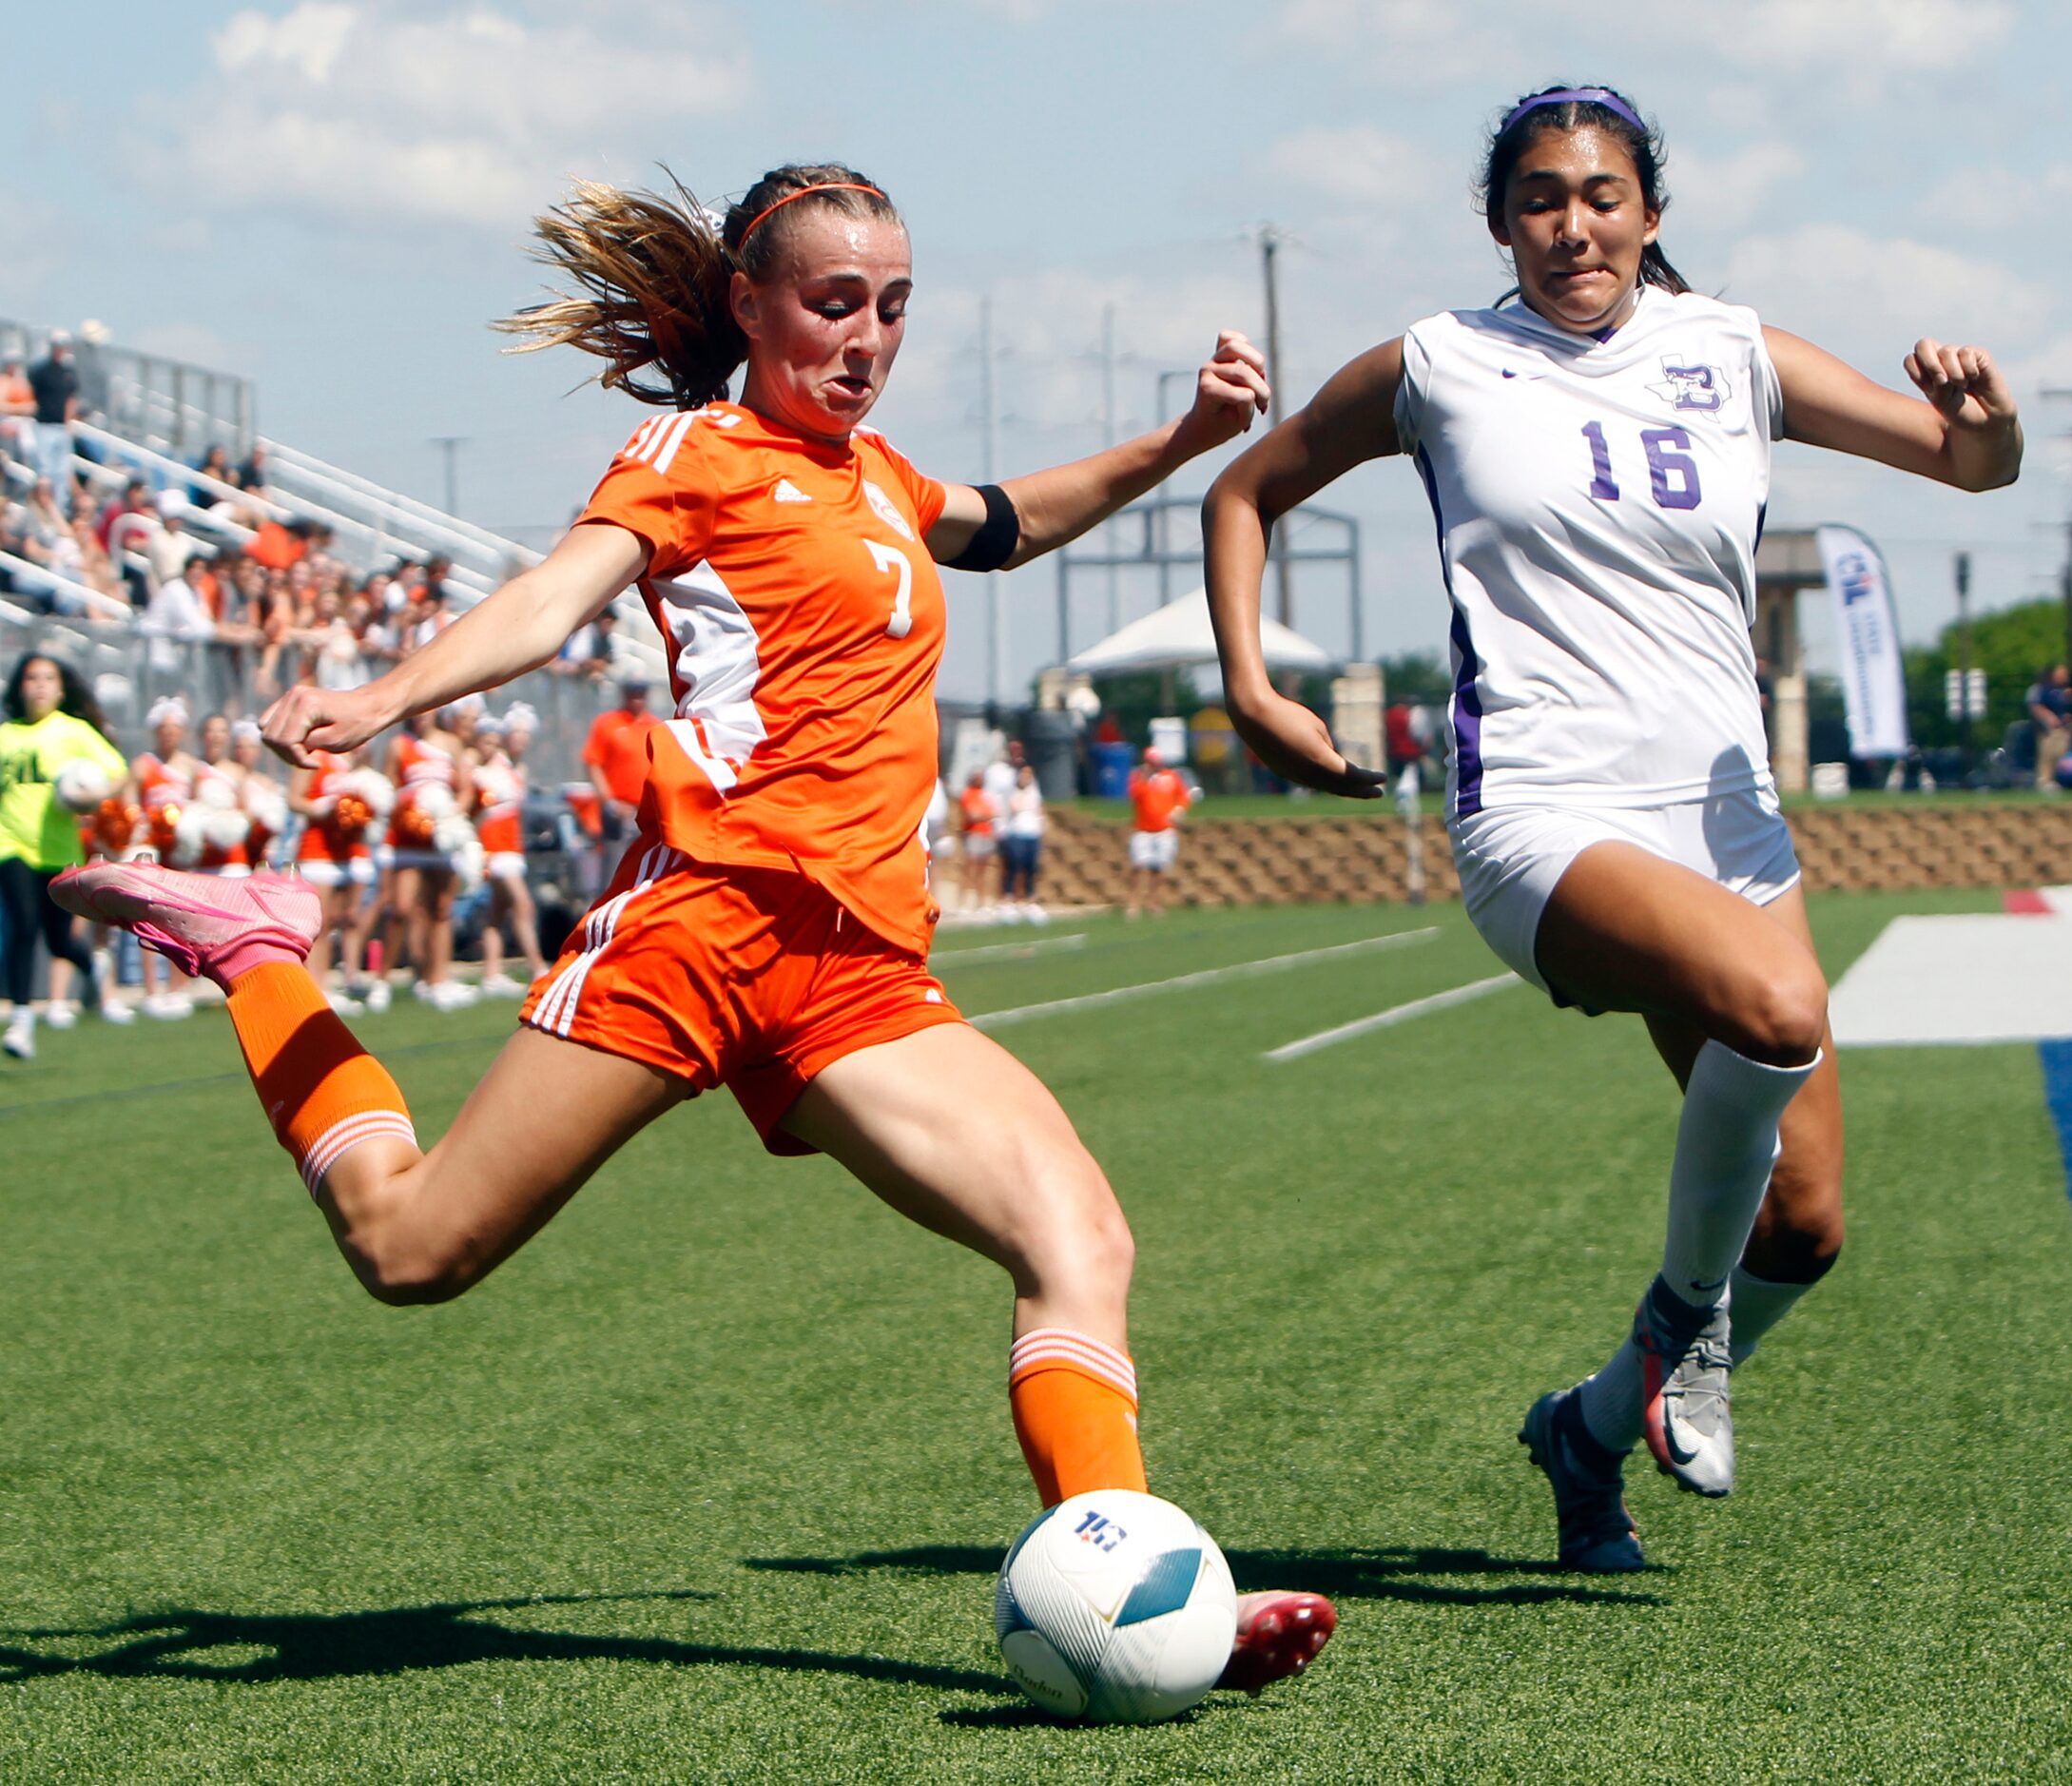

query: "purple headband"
left=1502, top=87, right=1646, bottom=134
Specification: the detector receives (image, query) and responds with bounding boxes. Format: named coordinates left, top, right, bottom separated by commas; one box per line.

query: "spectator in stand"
left=141, top=551, right=216, bottom=668
left=190, top=443, right=235, bottom=505
left=144, top=491, right=203, bottom=594
left=556, top=603, right=619, bottom=676
left=474, top=706, right=549, bottom=996
left=1126, top=747, right=1191, bottom=918
left=5, top=477, right=68, bottom=570
left=406, top=574, right=455, bottom=652
left=2026, top=663, right=2070, bottom=790
left=64, top=517, right=128, bottom=616
left=1001, top=761, right=1047, bottom=917
left=0, top=352, right=35, bottom=463
left=582, top=672, right=660, bottom=874
left=0, top=653, right=135, bottom=1056
left=247, top=514, right=314, bottom=573
left=26, top=332, right=80, bottom=513
left=235, top=441, right=269, bottom=495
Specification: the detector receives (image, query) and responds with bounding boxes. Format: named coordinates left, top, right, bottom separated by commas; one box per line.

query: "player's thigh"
left=349, top=1025, right=685, bottom=1294
left=1536, top=842, right=1827, bottom=1062
left=781, top=1022, right=1129, bottom=1282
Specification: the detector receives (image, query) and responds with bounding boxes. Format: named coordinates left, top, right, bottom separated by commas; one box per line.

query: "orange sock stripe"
left=1007, top=1329, right=1147, bottom=1506
left=1010, top=1332, right=1137, bottom=1402
left=226, top=961, right=414, bottom=1195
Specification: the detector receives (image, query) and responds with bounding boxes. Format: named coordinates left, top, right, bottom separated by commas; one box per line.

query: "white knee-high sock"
left=1579, top=1040, right=1817, bottom=1454
left=1726, top=1265, right=1815, bottom=1366
left=1662, top=1040, right=1817, bottom=1306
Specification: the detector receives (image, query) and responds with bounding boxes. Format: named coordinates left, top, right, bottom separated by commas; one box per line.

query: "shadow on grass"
left=0, top=1587, right=1014, bottom=1697
left=746, top=1544, right=1662, bottom=1608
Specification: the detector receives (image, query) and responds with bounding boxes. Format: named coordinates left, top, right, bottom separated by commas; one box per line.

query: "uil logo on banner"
left=1648, top=360, right=1729, bottom=413
left=862, top=479, right=916, bottom=542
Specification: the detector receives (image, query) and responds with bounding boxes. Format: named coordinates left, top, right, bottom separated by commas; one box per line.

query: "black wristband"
left=946, top=483, right=1019, bottom=573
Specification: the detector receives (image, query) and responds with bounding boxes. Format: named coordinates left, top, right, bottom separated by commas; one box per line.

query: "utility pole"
left=1259, top=225, right=1293, bottom=629
left=429, top=435, right=467, bottom=517
left=2045, top=386, right=2072, bottom=668
left=981, top=299, right=1005, bottom=711
left=1955, top=549, right=1975, bottom=763
left=1101, top=302, right=1120, bottom=637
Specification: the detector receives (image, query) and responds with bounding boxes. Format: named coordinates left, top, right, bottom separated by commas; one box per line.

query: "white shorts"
left=963, top=833, right=997, bottom=860
left=297, top=857, right=375, bottom=890
left=1130, top=828, right=1178, bottom=871
left=1450, top=789, right=1800, bottom=1001
left=485, top=851, right=528, bottom=883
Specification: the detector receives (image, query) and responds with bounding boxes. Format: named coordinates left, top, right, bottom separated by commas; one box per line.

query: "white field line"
left=970, top=929, right=1439, bottom=1031
left=933, top=932, right=1089, bottom=965
left=1263, top=972, right=1522, bottom=1062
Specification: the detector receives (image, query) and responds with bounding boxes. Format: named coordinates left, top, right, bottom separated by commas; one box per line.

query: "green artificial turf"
left=3, top=890, right=2067, bottom=1781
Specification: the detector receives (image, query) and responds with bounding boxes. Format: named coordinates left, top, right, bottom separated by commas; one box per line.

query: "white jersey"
left=1394, top=285, right=1782, bottom=821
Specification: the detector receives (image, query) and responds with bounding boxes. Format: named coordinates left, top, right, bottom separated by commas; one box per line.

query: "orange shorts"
left=519, top=838, right=963, bottom=1155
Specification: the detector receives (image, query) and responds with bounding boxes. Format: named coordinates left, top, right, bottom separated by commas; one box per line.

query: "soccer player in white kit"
left=1203, top=86, right=2022, bottom=1571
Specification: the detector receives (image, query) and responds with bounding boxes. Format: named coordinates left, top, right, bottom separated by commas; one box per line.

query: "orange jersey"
left=1129, top=767, right=1191, bottom=833
left=474, top=755, right=526, bottom=855
left=387, top=732, right=457, bottom=848
left=297, top=752, right=369, bottom=863
left=959, top=786, right=997, bottom=836
left=134, top=752, right=191, bottom=815
left=576, top=402, right=951, bottom=955
left=583, top=707, right=662, bottom=807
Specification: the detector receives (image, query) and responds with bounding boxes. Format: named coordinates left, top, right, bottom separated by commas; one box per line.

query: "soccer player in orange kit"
left=57, top=164, right=1333, bottom=1692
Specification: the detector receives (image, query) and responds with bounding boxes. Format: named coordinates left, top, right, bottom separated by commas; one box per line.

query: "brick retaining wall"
left=1029, top=805, right=2072, bottom=908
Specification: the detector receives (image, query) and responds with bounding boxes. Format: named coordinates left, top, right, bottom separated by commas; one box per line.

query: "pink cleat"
left=52, top=863, right=321, bottom=990
left=1216, top=1590, right=1337, bottom=1696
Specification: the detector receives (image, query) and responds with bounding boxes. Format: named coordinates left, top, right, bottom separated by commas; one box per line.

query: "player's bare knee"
left=1730, top=962, right=1828, bottom=1065
left=1010, top=1151, right=1133, bottom=1300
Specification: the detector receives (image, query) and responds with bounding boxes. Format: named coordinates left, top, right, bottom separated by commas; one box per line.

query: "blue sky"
left=8, top=0, right=2067, bottom=699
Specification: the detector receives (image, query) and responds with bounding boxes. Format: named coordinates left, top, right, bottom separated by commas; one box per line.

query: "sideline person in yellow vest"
left=1, top=652, right=133, bottom=1055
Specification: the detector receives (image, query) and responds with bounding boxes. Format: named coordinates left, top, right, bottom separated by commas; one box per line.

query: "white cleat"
left=43, top=1003, right=78, bottom=1031
left=3, top=1013, right=34, bottom=1059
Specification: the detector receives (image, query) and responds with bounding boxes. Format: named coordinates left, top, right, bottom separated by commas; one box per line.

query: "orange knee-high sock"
left=226, top=961, right=416, bottom=1195
left=1009, top=1328, right=1148, bottom=1506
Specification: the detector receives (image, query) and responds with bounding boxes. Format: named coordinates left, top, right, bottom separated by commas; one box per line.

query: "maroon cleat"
left=1215, top=1590, right=1336, bottom=1695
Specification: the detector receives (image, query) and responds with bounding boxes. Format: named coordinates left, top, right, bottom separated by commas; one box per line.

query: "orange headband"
left=737, top=182, right=886, bottom=247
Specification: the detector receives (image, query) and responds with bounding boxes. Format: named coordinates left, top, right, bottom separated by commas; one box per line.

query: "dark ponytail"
left=1477, top=84, right=1690, bottom=301
left=494, top=163, right=901, bottom=408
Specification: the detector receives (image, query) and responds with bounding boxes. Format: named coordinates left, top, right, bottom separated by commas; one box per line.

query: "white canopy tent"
left=1064, top=587, right=1338, bottom=677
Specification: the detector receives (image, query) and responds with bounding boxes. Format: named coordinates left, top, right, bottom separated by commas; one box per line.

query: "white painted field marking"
left=1262, top=972, right=1522, bottom=1062
left=934, top=932, right=1089, bottom=966
left=1830, top=913, right=2072, bottom=1046
left=970, top=929, right=1439, bottom=1031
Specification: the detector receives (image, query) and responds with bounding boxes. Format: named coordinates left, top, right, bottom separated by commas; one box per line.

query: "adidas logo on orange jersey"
left=772, top=479, right=812, bottom=503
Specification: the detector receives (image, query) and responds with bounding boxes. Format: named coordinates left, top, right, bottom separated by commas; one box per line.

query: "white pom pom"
left=171, top=809, right=209, bottom=867
left=346, top=770, right=396, bottom=818
left=54, top=760, right=111, bottom=814
left=432, top=812, right=474, bottom=857
left=451, top=834, right=486, bottom=894
left=413, top=783, right=455, bottom=823
left=205, top=806, right=249, bottom=849
left=198, top=777, right=238, bottom=810
left=245, top=787, right=288, bottom=833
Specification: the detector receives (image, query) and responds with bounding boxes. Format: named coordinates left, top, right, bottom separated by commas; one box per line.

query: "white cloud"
left=151, top=1, right=751, bottom=232
left=1667, top=143, right=1806, bottom=233
left=1276, top=0, right=1507, bottom=84
left=1683, top=0, right=2014, bottom=70
left=1261, top=125, right=1448, bottom=212
left=1920, top=162, right=2072, bottom=234
left=1725, top=225, right=2047, bottom=366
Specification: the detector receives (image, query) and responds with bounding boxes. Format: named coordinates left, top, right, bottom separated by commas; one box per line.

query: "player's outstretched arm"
left=261, top=523, right=648, bottom=767
left=1766, top=326, right=2022, bottom=492
left=923, top=332, right=1269, bottom=572
left=1202, top=339, right=1405, bottom=800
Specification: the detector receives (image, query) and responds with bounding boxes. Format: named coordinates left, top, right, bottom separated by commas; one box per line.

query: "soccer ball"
left=54, top=760, right=111, bottom=814
left=995, top=1489, right=1237, bottom=1723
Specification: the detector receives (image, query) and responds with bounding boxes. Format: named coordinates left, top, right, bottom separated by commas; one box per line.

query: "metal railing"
left=0, top=612, right=619, bottom=786
left=0, top=317, right=255, bottom=459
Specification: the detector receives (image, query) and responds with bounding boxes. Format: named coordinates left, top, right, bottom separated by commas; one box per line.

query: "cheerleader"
left=131, top=697, right=201, bottom=1019
left=381, top=708, right=475, bottom=1009
left=289, top=746, right=382, bottom=1015
left=473, top=705, right=547, bottom=997
left=232, top=717, right=290, bottom=873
